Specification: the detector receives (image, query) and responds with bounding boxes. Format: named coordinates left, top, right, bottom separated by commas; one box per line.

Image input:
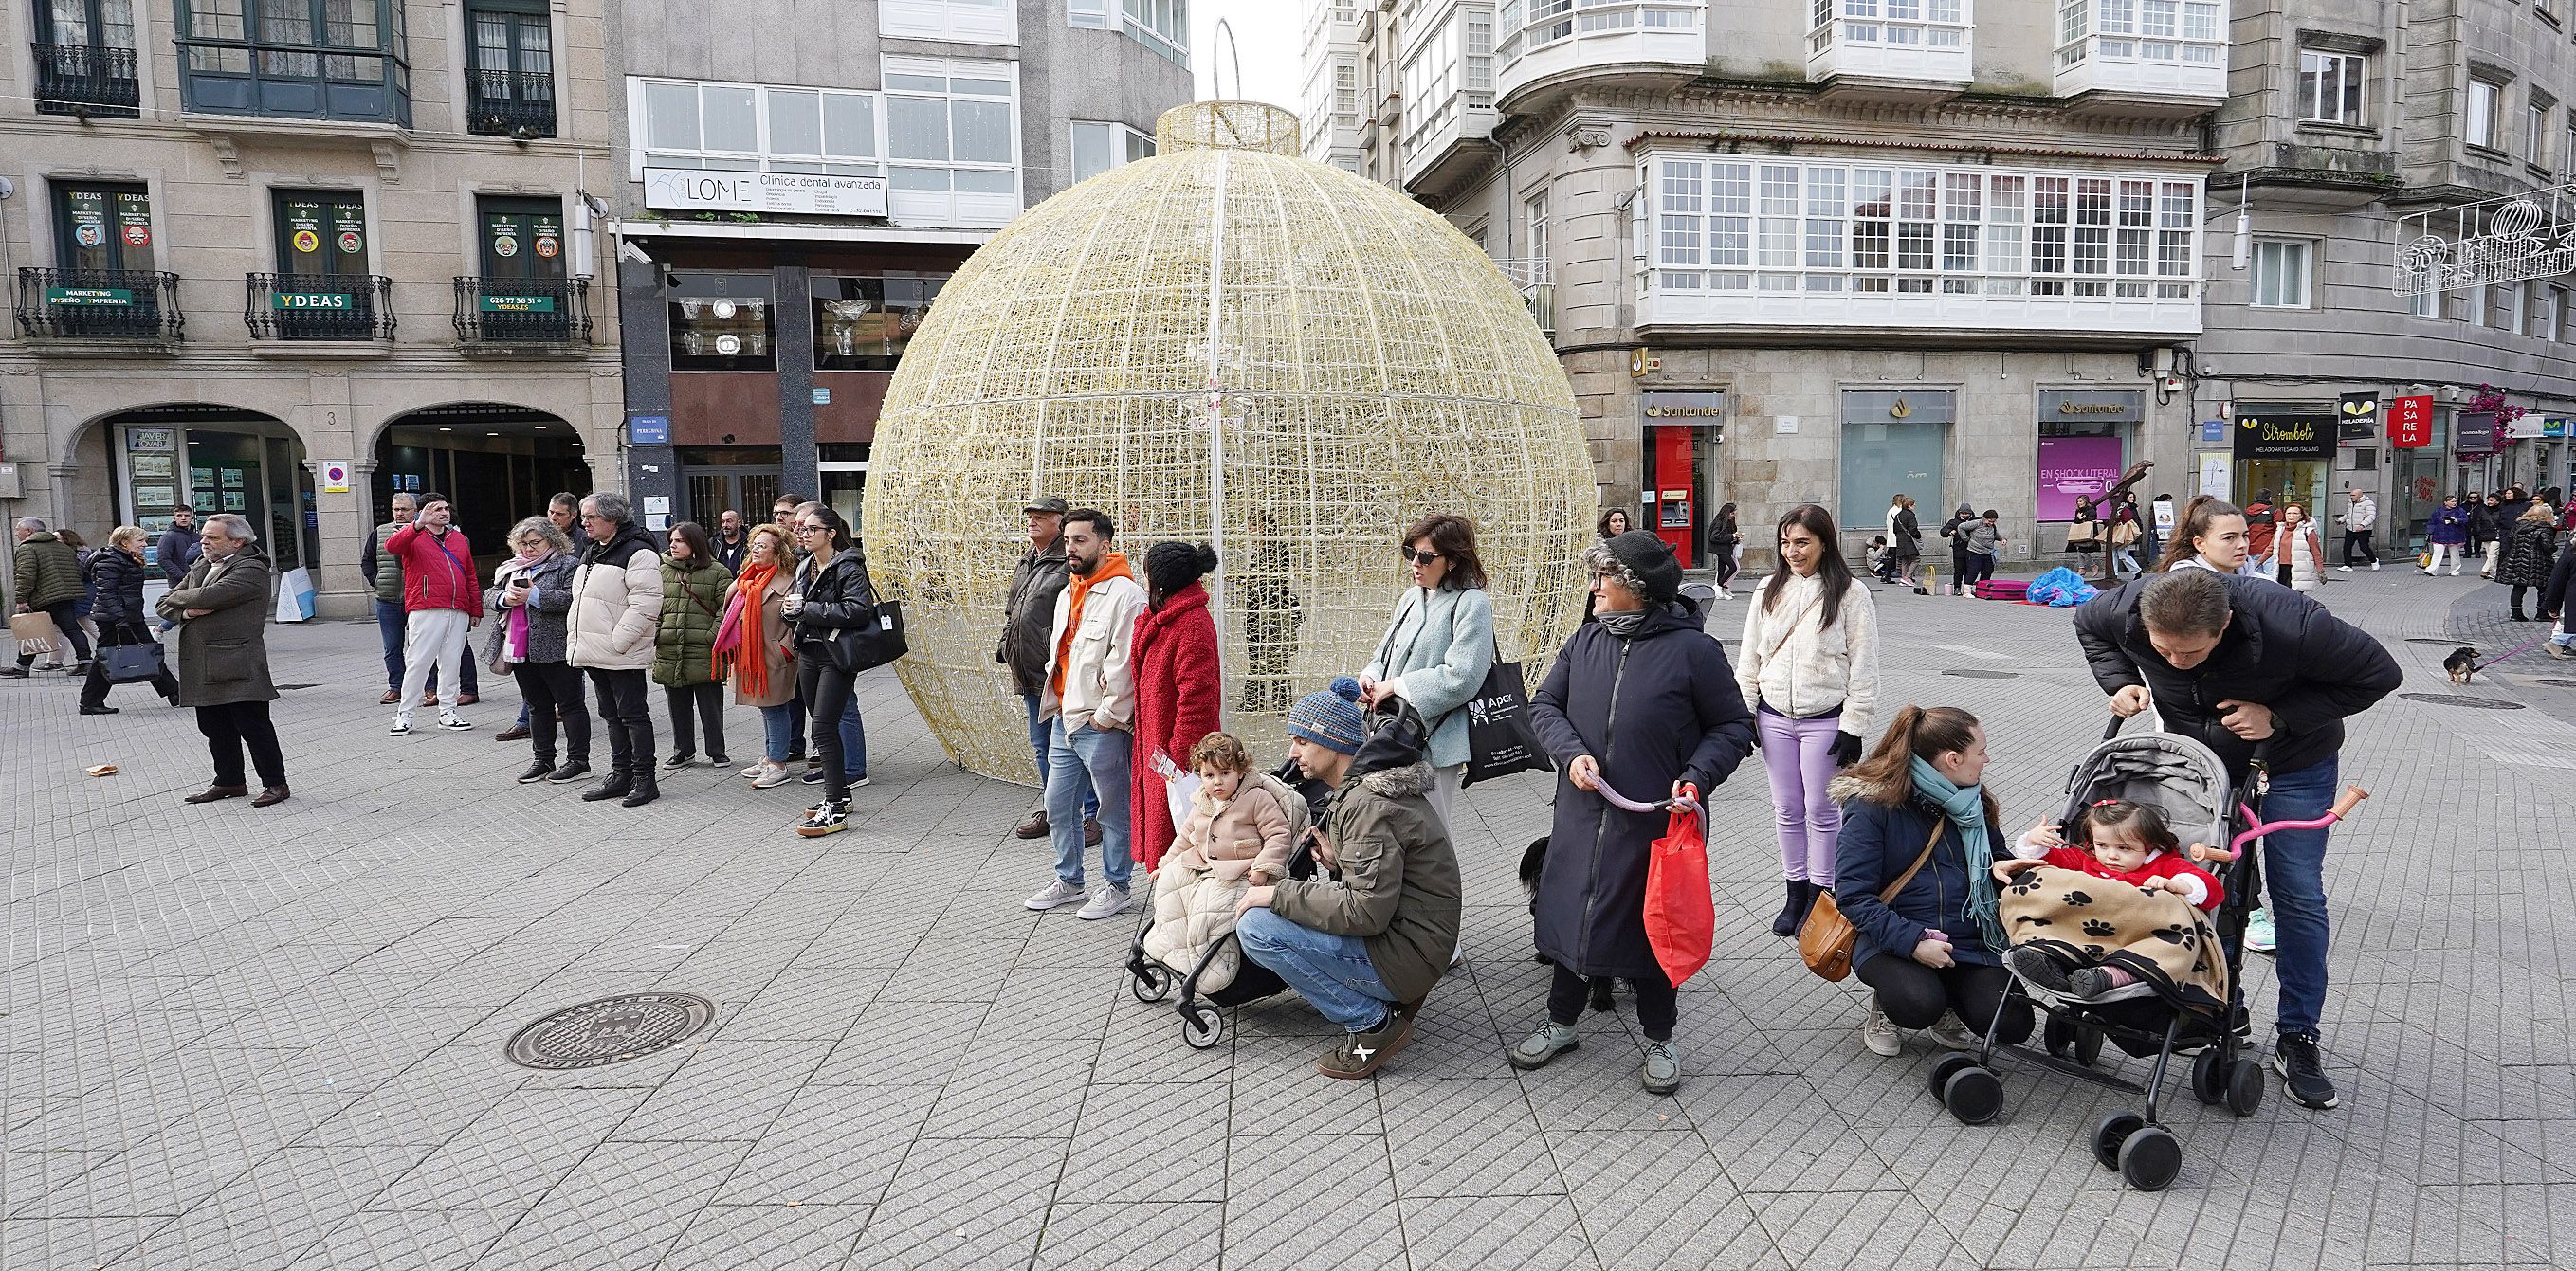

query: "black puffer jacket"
left=1526, top=598, right=1757, bottom=979
left=2497, top=517, right=2560, bottom=589
left=90, top=546, right=153, bottom=626
left=2074, top=572, right=2400, bottom=778
left=793, top=549, right=883, bottom=669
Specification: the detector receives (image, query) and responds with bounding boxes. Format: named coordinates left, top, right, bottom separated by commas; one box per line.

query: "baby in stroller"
left=1996, top=799, right=2223, bottom=1003
left=1140, top=733, right=1308, bottom=993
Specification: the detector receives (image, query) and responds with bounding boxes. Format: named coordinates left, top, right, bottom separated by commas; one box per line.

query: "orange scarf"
left=727, top=560, right=779, bottom=699
left=1050, top=551, right=1134, bottom=699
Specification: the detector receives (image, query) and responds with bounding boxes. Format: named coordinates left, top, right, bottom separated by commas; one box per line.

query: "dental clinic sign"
left=643, top=168, right=887, bottom=219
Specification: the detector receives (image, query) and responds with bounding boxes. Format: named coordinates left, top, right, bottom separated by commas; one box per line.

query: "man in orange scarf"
left=1026, top=508, right=1148, bottom=922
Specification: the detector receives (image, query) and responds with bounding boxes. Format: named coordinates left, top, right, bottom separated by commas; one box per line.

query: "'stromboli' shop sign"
left=2232, top=411, right=2335, bottom=460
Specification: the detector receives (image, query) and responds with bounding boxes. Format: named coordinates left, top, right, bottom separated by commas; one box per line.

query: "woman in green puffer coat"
left=653, top=520, right=735, bottom=767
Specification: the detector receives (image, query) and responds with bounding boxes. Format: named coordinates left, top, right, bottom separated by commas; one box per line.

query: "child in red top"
left=1995, top=799, right=2222, bottom=998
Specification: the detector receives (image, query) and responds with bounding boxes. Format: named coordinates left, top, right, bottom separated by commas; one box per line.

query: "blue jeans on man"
left=1045, top=717, right=1130, bottom=890
left=1236, top=908, right=1398, bottom=1032
left=1023, top=692, right=1096, bottom=821
left=2256, top=756, right=2337, bottom=1042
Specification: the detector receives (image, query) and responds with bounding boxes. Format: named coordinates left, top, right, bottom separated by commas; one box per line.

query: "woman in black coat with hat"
left=1509, top=531, right=1757, bottom=1096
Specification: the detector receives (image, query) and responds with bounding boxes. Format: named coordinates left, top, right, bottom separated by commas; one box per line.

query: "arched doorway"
left=373, top=403, right=588, bottom=564
left=93, top=405, right=314, bottom=574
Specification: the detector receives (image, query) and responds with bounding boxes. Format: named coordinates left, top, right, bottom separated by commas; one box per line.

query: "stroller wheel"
left=1130, top=964, right=1173, bottom=1004
left=2190, top=1049, right=2227, bottom=1105
left=1927, top=1052, right=1980, bottom=1099
left=2117, top=1125, right=2183, bottom=1191
left=2073, top=1025, right=2105, bottom=1067
left=2092, top=1110, right=2146, bottom=1170
left=1941, top=1065, right=2004, bottom=1126
left=1180, top=1008, right=1226, bottom=1050
left=2226, top=1058, right=2266, bottom=1117
left=2042, top=1013, right=2073, bottom=1058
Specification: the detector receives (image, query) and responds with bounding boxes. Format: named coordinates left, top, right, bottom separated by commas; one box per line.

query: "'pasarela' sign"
left=2233, top=413, right=2334, bottom=460
left=644, top=168, right=888, bottom=218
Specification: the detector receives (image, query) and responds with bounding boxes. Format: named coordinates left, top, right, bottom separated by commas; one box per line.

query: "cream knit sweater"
left=1734, top=572, right=1881, bottom=736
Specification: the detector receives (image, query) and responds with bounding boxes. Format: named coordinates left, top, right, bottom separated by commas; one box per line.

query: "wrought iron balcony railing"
left=465, top=68, right=557, bottom=138
left=452, top=276, right=590, bottom=346
left=244, top=273, right=395, bottom=341
left=14, top=268, right=183, bottom=341
left=33, top=43, right=140, bottom=118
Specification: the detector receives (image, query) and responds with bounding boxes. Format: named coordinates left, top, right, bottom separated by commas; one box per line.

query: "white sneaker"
left=1927, top=1010, right=1979, bottom=1051
left=1862, top=1000, right=1903, bottom=1057
left=1025, top=879, right=1087, bottom=911
left=2370, top=561, right=2381, bottom=571
left=1075, top=884, right=1133, bottom=920
left=2336, top=565, right=2352, bottom=572
left=437, top=712, right=472, bottom=731
left=388, top=717, right=412, bottom=737
left=751, top=762, right=792, bottom=789
left=739, top=762, right=766, bottom=779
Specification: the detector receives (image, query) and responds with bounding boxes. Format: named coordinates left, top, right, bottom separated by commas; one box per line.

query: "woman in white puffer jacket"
left=1736, top=503, right=1882, bottom=940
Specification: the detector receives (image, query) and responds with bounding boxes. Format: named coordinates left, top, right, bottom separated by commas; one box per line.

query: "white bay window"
left=1069, top=119, right=1153, bottom=184
left=884, top=56, right=1021, bottom=227
left=1808, top=0, right=1973, bottom=82
left=2054, top=0, right=2226, bottom=98
left=881, top=0, right=1014, bottom=45
left=633, top=78, right=882, bottom=179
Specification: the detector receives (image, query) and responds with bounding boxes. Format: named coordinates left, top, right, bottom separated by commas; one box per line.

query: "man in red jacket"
left=385, top=492, right=482, bottom=736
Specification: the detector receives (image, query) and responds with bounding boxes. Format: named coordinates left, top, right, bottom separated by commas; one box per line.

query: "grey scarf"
left=1597, top=609, right=1648, bottom=638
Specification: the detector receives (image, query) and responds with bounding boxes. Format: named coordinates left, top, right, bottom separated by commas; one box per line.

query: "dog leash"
left=2475, top=631, right=2557, bottom=673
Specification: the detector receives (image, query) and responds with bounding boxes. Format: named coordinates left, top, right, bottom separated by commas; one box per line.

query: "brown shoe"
left=495, top=725, right=531, bottom=742
left=1317, top=1002, right=1417, bottom=1080
left=251, top=786, right=291, bottom=808
left=1014, top=810, right=1049, bottom=840
left=457, top=693, right=480, bottom=706
left=1084, top=817, right=1103, bottom=848
left=379, top=689, right=400, bottom=704
left=419, top=693, right=438, bottom=707
left=184, top=785, right=249, bottom=804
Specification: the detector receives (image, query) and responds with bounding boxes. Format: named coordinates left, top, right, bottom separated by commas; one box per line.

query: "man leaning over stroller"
left=1233, top=680, right=1463, bottom=1080
left=2074, top=569, right=2399, bottom=1111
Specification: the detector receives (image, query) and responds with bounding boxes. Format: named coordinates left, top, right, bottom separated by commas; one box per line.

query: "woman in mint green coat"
left=1359, top=512, right=1496, bottom=823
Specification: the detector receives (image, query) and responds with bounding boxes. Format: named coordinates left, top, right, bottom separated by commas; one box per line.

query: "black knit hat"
left=1144, top=540, right=1217, bottom=602
left=1597, top=530, right=1684, bottom=606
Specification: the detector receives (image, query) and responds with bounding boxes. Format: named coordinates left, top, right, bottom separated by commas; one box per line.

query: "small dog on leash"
left=1520, top=837, right=1617, bottom=1011
left=2444, top=646, right=2479, bottom=684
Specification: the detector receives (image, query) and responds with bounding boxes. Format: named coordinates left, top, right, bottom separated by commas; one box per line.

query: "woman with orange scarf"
left=718, top=524, right=801, bottom=788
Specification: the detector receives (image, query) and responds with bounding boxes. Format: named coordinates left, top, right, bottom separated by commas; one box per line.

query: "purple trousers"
left=1759, top=707, right=1843, bottom=886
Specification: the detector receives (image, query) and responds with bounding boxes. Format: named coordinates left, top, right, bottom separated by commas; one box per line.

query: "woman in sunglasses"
left=1358, top=513, right=1494, bottom=827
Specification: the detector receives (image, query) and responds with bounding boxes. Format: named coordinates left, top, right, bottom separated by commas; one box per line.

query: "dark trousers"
left=797, top=659, right=862, bottom=802
left=1713, top=549, right=1741, bottom=590
left=195, top=700, right=285, bottom=790
left=1547, top=962, right=1677, bottom=1041
left=81, top=623, right=176, bottom=708
left=1857, top=954, right=2034, bottom=1044
left=2512, top=584, right=2537, bottom=616
left=786, top=687, right=808, bottom=758
left=16, top=601, right=91, bottom=666
left=665, top=681, right=727, bottom=759
left=585, top=667, right=654, bottom=774
left=513, top=661, right=588, bottom=765
left=376, top=598, right=475, bottom=693
left=2342, top=529, right=2375, bottom=566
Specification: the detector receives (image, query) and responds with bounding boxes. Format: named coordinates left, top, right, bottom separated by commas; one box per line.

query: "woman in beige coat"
left=722, top=524, right=801, bottom=789
left=566, top=491, right=666, bottom=807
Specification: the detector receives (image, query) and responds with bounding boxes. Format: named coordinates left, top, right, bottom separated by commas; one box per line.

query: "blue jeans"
left=1046, top=718, right=1131, bottom=889
left=760, top=703, right=799, bottom=763
left=2259, top=757, right=2337, bottom=1041
left=1023, top=693, right=1096, bottom=820
left=1236, top=908, right=1397, bottom=1032
left=379, top=598, right=474, bottom=693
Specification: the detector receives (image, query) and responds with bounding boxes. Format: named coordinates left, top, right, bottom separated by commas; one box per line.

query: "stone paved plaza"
left=5, top=569, right=2573, bottom=1270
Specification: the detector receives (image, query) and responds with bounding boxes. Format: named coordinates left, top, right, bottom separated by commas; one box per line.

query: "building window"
left=884, top=57, right=1020, bottom=227
left=1118, top=0, right=1188, bottom=66
left=175, top=0, right=411, bottom=125
left=2532, top=100, right=2554, bottom=166
left=2506, top=281, right=2527, bottom=332
left=2408, top=285, right=2435, bottom=319
left=2249, top=239, right=2310, bottom=308
left=669, top=271, right=776, bottom=372
left=2468, top=78, right=2501, bottom=150
left=633, top=78, right=883, bottom=178
left=812, top=273, right=950, bottom=370
left=881, top=0, right=1015, bottom=45
left=1526, top=190, right=1550, bottom=263
left=1816, top=0, right=1972, bottom=49
left=2052, top=0, right=2222, bottom=71
left=2467, top=282, right=2488, bottom=326
left=33, top=0, right=141, bottom=117
left=52, top=182, right=155, bottom=272
left=466, top=0, right=554, bottom=137
left=1067, top=0, right=1111, bottom=28
left=2532, top=286, right=2557, bottom=338
left=1838, top=390, right=1953, bottom=528
left=2297, top=50, right=2364, bottom=125
left=1069, top=119, right=1153, bottom=184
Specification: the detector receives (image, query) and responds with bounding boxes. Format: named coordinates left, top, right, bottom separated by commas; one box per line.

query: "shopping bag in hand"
left=1642, top=790, right=1713, bottom=988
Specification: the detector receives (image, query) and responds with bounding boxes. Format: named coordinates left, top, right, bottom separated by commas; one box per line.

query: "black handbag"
left=828, top=601, right=908, bottom=674
left=1459, top=641, right=1553, bottom=787
left=103, top=638, right=167, bottom=684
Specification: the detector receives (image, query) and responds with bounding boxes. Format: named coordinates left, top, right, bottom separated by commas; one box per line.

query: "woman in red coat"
left=1130, top=541, right=1223, bottom=871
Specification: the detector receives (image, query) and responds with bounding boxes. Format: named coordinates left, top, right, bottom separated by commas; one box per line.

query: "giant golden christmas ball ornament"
left=864, top=101, right=1591, bottom=783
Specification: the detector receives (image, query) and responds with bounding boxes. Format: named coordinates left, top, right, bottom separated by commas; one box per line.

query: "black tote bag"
left=829, top=601, right=908, bottom=674
left=1460, top=641, right=1553, bottom=787
left=104, top=639, right=168, bottom=684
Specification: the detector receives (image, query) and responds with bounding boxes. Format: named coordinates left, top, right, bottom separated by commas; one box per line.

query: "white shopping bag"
left=1153, top=750, right=1200, bottom=829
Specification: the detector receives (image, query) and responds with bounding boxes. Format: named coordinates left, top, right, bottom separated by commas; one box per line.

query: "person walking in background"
left=722, top=524, right=801, bottom=789
left=155, top=505, right=201, bottom=586
left=1001, top=497, right=1093, bottom=844
left=2275, top=504, right=2329, bottom=593
left=384, top=493, right=481, bottom=735
left=2142, top=493, right=2168, bottom=568
left=1707, top=501, right=1743, bottom=601
left=6, top=517, right=91, bottom=677
left=1130, top=540, right=1223, bottom=872
left=2110, top=491, right=2145, bottom=579
left=714, top=509, right=750, bottom=573
left=2337, top=488, right=2380, bottom=572
left=1940, top=503, right=1977, bottom=596
left=77, top=526, right=180, bottom=715
left=157, top=514, right=288, bottom=808
left=2426, top=495, right=2471, bottom=576
left=2475, top=492, right=2505, bottom=577
left=784, top=504, right=881, bottom=837
left=567, top=492, right=667, bottom=806
left=1025, top=508, right=1147, bottom=919
left=61, top=530, right=101, bottom=659
left=1359, top=513, right=1496, bottom=826
left=654, top=520, right=735, bottom=770
left=2243, top=489, right=2277, bottom=575
left=361, top=493, right=418, bottom=704
left=483, top=517, right=588, bottom=787
left=2499, top=501, right=2561, bottom=622
left=1737, top=504, right=1880, bottom=939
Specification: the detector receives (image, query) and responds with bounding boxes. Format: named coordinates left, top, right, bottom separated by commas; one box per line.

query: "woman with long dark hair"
left=2151, top=496, right=2254, bottom=575
left=1706, top=501, right=1742, bottom=600
left=1735, top=503, right=1880, bottom=938
left=1359, top=512, right=1494, bottom=823
left=1833, top=704, right=2033, bottom=1057
left=784, top=503, right=879, bottom=836
left=1596, top=508, right=1633, bottom=539
left=653, top=520, right=736, bottom=768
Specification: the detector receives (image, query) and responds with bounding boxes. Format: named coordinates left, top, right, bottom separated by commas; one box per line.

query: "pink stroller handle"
left=1597, top=780, right=1703, bottom=821
left=2190, top=786, right=2368, bottom=862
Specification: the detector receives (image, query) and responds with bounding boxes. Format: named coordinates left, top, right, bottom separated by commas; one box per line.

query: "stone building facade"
left=1, top=0, right=622, bottom=619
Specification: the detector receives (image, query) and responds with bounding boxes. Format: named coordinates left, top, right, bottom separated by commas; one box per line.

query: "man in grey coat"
left=1000, top=495, right=1093, bottom=844
left=156, top=513, right=288, bottom=807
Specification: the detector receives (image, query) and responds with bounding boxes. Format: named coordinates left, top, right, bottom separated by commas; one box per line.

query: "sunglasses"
left=1400, top=549, right=1442, bottom=566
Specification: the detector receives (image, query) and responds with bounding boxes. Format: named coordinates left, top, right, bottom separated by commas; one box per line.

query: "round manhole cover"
left=506, top=992, right=715, bottom=1070
left=1944, top=668, right=2020, bottom=679
left=2395, top=692, right=2526, bottom=711
left=2405, top=638, right=2469, bottom=645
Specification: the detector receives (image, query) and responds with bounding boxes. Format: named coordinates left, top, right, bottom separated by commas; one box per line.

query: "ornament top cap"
left=1157, top=101, right=1301, bottom=156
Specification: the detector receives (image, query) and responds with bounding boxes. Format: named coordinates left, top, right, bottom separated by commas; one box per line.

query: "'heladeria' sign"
left=2232, top=412, right=2334, bottom=461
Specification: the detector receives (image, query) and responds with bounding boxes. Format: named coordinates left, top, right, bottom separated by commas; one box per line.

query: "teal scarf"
left=1910, top=754, right=2005, bottom=953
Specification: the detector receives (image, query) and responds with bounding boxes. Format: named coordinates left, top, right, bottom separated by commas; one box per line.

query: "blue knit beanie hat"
left=1287, top=676, right=1367, bottom=755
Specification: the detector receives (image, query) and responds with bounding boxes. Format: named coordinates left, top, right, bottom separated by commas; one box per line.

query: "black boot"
left=621, top=771, right=661, bottom=808
left=1772, top=880, right=1814, bottom=937
left=581, top=767, right=634, bottom=802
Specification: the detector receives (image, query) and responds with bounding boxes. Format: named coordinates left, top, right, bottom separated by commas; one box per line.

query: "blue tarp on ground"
left=2025, top=567, right=2099, bottom=608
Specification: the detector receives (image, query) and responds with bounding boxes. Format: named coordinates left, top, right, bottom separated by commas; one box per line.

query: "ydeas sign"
left=2233, top=412, right=2335, bottom=461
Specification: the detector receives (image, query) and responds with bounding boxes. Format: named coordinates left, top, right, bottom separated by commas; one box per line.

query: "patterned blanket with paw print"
left=2001, top=864, right=2230, bottom=1015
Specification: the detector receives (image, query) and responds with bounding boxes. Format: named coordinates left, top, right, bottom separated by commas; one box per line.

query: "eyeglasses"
left=1401, top=549, right=1442, bottom=566
left=1594, top=569, right=1625, bottom=580
left=795, top=523, right=827, bottom=534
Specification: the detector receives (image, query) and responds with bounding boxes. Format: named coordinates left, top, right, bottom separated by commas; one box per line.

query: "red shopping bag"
left=1642, top=790, right=1713, bottom=988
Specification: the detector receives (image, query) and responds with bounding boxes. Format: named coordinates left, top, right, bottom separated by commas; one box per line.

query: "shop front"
left=2386, top=393, right=2446, bottom=549
left=2036, top=390, right=2142, bottom=525
left=107, top=407, right=316, bottom=578
left=1640, top=390, right=1723, bottom=567
left=2231, top=404, right=2335, bottom=513
left=1839, top=389, right=1951, bottom=543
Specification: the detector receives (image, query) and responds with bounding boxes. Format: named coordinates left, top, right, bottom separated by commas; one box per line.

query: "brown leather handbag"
left=1799, top=821, right=1944, bottom=982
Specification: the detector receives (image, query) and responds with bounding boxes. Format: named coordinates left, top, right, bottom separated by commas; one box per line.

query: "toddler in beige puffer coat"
left=1142, top=734, right=1306, bottom=992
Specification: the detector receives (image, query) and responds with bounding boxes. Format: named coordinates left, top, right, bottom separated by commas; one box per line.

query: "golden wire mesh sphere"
left=863, top=100, right=1592, bottom=784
